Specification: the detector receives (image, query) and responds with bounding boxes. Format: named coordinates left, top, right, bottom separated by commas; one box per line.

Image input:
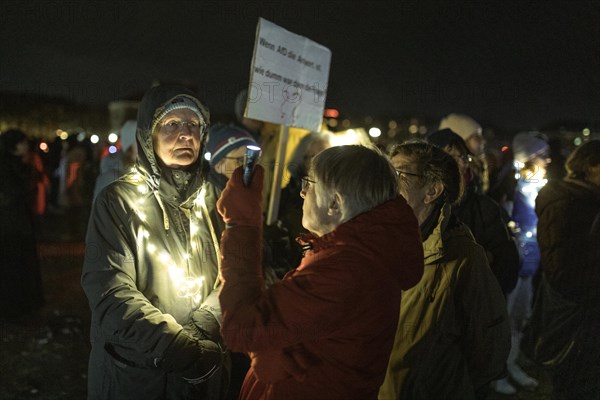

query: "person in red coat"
left=215, top=144, right=424, bottom=400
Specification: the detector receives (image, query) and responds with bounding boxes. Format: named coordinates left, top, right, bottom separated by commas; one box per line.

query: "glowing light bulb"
left=159, top=252, right=170, bottom=263
left=175, top=276, right=205, bottom=298
left=137, top=185, right=148, bottom=194
left=169, top=266, right=184, bottom=279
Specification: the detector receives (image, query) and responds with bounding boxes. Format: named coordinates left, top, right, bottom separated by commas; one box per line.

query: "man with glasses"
left=379, top=141, right=510, bottom=400
left=82, top=85, right=227, bottom=399
left=215, top=145, right=424, bottom=400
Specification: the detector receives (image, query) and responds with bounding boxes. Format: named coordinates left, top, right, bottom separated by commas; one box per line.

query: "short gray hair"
left=310, top=145, right=398, bottom=221
left=389, top=140, right=464, bottom=206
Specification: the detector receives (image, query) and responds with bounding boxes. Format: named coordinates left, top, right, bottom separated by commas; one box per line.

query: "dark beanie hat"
left=427, top=128, right=471, bottom=155
left=151, top=96, right=205, bottom=133
left=206, top=124, right=257, bottom=167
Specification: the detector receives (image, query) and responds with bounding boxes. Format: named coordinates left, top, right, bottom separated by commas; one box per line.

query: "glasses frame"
left=160, top=119, right=205, bottom=135
left=395, top=169, right=422, bottom=178
left=221, top=155, right=245, bottom=163
left=301, top=176, right=316, bottom=192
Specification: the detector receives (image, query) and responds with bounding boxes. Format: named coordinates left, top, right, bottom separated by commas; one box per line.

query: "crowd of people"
left=0, top=84, right=598, bottom=400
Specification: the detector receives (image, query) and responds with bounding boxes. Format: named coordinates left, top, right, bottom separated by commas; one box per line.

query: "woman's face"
left=153, top=109, right=202, bottom=169
left=300, top=173, right=339, bottom=237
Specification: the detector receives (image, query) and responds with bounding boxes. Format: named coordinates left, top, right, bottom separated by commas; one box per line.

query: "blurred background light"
left=368, top=127, right=381, bottom=138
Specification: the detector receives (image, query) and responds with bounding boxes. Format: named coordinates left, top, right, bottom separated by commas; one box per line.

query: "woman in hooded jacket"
left=82, top=85, right=228, bottom=400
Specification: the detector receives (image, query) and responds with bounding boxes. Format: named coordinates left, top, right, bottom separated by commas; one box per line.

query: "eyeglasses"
left=395, top=170, right=422, bottom=178
left=301, top=176, right=316, bottom=192
left=160, top=119, right=204, bottom=135
left=222, top=156, right=245, bottom=165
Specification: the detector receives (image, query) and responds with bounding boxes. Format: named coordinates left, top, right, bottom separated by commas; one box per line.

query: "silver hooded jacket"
left=82, top=85, right=225, bottom=400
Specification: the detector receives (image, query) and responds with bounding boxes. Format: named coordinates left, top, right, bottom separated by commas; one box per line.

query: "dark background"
left=1, top=0, right=599, bottom=132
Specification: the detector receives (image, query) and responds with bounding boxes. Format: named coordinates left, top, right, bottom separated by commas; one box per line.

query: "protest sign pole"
left=266, top=124, right=289, bottom=226
left=245, top=18, right=331, bottom=225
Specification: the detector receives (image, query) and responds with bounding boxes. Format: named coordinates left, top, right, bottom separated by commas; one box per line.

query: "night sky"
left=1, top=0, right=599, bottom=131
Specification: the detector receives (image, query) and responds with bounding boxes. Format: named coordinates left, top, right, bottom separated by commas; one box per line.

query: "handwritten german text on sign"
left=245, top=18, right=331, bottom=132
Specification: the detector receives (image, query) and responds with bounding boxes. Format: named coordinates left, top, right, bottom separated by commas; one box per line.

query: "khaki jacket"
left=379, top=205, right=510, bottom=400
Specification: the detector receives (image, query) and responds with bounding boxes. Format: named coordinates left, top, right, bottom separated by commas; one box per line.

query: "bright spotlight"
left=368, top=127, right=381, bottom=138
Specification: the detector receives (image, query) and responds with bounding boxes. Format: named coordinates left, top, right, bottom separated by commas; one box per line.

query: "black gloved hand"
left=158, top=330, right=224, bottom=385
left=187, top=309, right=221, bottom=343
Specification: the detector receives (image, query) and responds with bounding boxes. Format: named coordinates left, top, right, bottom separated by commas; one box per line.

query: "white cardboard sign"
left=245, top=18, right=332, bottom=132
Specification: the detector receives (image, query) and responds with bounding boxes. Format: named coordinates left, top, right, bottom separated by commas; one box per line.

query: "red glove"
left=217, top=165, right=264, bottom=227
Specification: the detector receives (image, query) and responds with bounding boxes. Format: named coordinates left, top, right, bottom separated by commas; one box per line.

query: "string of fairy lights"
left=129, top=166, right=214, bottom=309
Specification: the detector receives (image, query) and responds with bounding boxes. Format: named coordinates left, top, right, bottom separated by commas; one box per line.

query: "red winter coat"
left=219, top=197, right=424, bottom=400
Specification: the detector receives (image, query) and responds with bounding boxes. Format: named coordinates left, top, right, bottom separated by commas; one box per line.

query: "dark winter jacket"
left=379, top=204, right=510, bottom=399
left=0, top=150, right=44, bottom=317
left=529, top=178, right=600, bottom=369
left=81, top=85, right=226, bottom=400
left=219, top=196, right=424, bottom=400
left=535, top=178, right=600, bottom=305
left=453, top=183, right=520, bottom=293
